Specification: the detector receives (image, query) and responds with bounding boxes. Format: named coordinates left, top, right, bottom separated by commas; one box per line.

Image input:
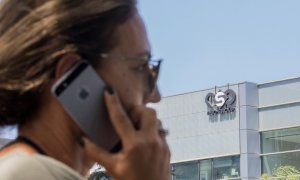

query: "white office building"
left=151, top=77, right=300, bottom=180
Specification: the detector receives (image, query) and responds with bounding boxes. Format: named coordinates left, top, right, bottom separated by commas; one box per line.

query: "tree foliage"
left=261, top=165, right=300, bottom=180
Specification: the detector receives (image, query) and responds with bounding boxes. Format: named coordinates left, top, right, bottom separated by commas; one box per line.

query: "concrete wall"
left=258, top=78, right=300, bottom=131
left=239, top=82, right=260, bottom=180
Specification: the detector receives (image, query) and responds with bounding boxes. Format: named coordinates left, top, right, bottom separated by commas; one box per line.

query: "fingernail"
left=105, top=85, right=114, bottom=95
left=78, top=137, right=85, bottom=147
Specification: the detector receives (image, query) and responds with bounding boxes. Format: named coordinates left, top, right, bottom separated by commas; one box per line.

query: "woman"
left=0, top=0, right=170, bottom=179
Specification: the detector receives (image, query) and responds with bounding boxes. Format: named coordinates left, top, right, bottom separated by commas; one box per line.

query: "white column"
left=239, top=82, right=260, bottom=180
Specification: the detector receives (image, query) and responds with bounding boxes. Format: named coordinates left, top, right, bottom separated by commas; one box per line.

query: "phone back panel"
left=52, top=62, right=119, bottom=150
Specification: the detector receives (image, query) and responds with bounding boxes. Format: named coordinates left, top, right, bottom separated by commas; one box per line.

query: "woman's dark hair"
left=0, top=0, right=136, bottom=125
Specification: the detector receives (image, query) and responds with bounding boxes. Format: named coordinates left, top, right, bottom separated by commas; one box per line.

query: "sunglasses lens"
left=148, top=75, right=155, bottom=93
left=147, top=61, right=161, bottom=93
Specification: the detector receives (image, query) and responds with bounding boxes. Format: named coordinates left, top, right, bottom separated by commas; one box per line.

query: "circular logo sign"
left=205, top=89, right=236, bottom=116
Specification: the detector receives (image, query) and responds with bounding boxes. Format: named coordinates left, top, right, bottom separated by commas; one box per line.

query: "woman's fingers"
left=82, top=87, right=171, bottom=180
left=130, top=106, right=158, bottom=135
left=104, top=88, right=135, bottom=142
left=130, top=106, right=170, bottom=141
left=82, top=137, right=116, bottom=171
left=158, top=120, right=169, bottom=137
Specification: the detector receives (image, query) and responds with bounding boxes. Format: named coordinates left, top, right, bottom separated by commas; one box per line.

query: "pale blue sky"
left=138, top=0, right=300, bottom=96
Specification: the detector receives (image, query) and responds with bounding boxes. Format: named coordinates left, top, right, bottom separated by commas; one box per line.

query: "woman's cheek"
left=119, top=85, right=143, bottom=109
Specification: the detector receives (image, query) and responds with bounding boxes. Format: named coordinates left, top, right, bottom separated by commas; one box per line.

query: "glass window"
left=213, top=156, right=240, bottom=180
left=262, top=151, right=300, bottom=178
left=173, top=161, right=199, bottom=180
left=200, top=160, right=212, bottom=180
left=261, top=127, right=300, bottom=154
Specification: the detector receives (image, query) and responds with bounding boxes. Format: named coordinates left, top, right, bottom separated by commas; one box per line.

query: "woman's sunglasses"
left=100, top=53, right=162, bottom=94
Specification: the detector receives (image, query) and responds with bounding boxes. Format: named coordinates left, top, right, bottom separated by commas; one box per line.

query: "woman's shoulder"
left=0, top=149, right=85, bottom=180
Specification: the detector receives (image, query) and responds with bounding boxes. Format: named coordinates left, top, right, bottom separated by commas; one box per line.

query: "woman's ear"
left=54, top=53, right=82, bottom=80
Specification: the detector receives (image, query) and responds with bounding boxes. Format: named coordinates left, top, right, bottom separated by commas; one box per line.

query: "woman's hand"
left=83, top=88, right=170, bottom=180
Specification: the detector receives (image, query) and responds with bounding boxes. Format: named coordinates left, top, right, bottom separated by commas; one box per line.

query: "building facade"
left=152, top=78, right=300, bottom=180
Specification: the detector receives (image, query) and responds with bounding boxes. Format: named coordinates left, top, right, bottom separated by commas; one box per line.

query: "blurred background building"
left=0, top=126, right=17, bottom=148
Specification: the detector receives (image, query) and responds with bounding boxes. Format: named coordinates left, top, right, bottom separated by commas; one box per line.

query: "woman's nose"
left=147, top=86, right=161, bottom=103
